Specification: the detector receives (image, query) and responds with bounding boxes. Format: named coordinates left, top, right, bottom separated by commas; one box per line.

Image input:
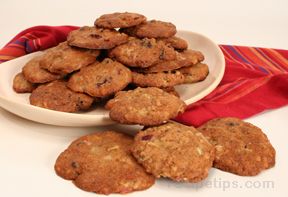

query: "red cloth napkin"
left=1, top=26, right=288, bottom=126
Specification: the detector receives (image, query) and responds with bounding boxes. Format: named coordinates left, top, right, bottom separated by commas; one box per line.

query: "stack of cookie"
left=13, top=12, right=208, bottom=124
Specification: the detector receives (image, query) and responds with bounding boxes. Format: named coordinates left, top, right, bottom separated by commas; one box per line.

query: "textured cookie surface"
left=40, top=42, right=99, bottom=74
left=67, top=26, right=128, bottom=49
left=136, top=49, right=204, bottom=73
left=121, top=20, right=176, bottom=38
left=95, top=12, right=146, bottom=29
left=13, top=72, right=37, bottom=93
left=106, top=87, right=186, bottom=126
left=30, top=80, right=93, bottom=112
left=109, top=38, right=176, bottom=68
left=54, top=131, right=155, bottom=195
left=198, top=117, right=276, bottom=176
left=22, top=56, right=62, bottom=83
left=179, top=63, right=209, bottom=83
left=68, top=58, right=132, bottom=97
left=132, top=122, right=215, bottom=182
left=132, top=70, right=185, bottom=88
left=158, top=36, right=188, bottom=50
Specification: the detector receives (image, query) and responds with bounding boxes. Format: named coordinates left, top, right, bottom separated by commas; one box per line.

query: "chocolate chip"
left=71, top=161, right=79, bottom=168
left=141, top=135, right=153, bottom=141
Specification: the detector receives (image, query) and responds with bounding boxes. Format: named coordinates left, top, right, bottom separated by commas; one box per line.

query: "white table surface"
left=1, top=0, right=287, bottom=196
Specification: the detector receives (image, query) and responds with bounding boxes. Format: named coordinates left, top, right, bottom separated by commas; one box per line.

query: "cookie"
left=22, top=56, right=63, bottom=83
left=161, top=87, right=180, bottom=97
left=68, top=58, right=132, bottom=97
left=30, top=80, right=93, bottom=112
left=132, top=121, right=215, bottom=182
left=158, top=36, right=188, bottom=50
left=132, top=70, right=185, bottom=88
left=109, top=38, right=176, bottom=68
left=198, top=117, right=276, bottom=176
left=54, top=131, right=155, bottom=195
left=136, top=49, right=204, bottom=73
left=121, top=20, right=177, bottom=38
left=105, top=87, right=186, bottom=126
left=95, top=12, right=146, bottom=29
left=178, top=63, right=209, bottom=83
left=67, top=26, right=128, bottom=49
left=13, top=72, right=37, bottom=93
left=40, top=42, right=99, bottom=75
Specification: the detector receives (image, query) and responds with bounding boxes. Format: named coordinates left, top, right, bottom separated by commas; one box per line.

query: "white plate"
left=0, top=30, right=225, bottom=127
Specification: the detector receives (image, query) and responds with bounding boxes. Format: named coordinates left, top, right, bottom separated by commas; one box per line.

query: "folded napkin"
left=1, top=26, right=287, bottom=126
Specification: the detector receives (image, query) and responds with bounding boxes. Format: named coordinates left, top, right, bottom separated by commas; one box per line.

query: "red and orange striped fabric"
left=1, top=26, right=287, bottom=126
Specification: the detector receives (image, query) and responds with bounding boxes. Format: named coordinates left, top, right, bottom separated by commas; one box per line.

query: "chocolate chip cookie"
left=30, top=80, right=93, bottom=112
left=105, top=87, right=186, bottom=126
left=68, top=58, right=132, bottom=97
left=40, top=42, right=99, bottom=74
left=95, top=12, right=146, bottom=29
left=55, top=131, right=155, bottom=195
left=13, top=72, right=37, bottom=93
left=67, top=26, right=128, bottom=49
left=109, top=38, right=176, bottom=68
left=132, top=121, right=215, bottom=182
left=121, top=20, right=177, bottom=38
left=198, top=117, right=276, bottom=176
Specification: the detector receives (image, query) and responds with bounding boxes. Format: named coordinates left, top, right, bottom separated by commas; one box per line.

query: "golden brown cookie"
left=40, top=42, right=99, bottom=75
left=121, top=20, right=177, bottom=38
left=68, top=58, right=132, bottom=97
left=95, top=12, right=146, bottom=29
left=22, top=56, right=63, bottom=83
left=30, top=80, right=93, bottom=112
left=132, top=121, right=215, bottom=182
left=158, top=36, right=188, bottom=50
left=54, top=131, right=155, bottom=195
left=132, top=70, right=185, bottom=88
left=13, top=72, right=37, bottom=93
left=178, top=63, right=209, bottom=83
left=136, top=49, right=204, bottom=73
left=198, top=117, right=276, bottom=176
left=105, top=87, right=186, bottom=126
left=109, top=38, right=176, bottom=68
left=67, top=26, right=128, bottom=49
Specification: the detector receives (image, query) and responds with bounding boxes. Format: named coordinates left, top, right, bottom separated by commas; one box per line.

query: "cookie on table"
left=13, top=72, right=37, bottom=93
left=132, top=121, right=215, bottom=182
left=132, top=70, right=185, bottom=88
left=136, top=49, right=204, bottom=73
left=40, top=42, right=100, bottom=75
left=105, top=87, right=186, bottom=126
left=67, top=26, right=128, bottom=49
left=22, top=56, right=63, bottom=83
left=178, top=63, right=209, bottom=83
left=30, top=80, right=93, bottom=112
left=95, top=12, right=146, bottom=29
left=198, top=117, right=276, bottom=176
left=158, top=36, right=188, bottom=50
left=68, top=58, right=132, bottom=97
left=54, top=131, right=155, bottom=195
left=109, top=38, right=176, bottom=68
left=121, top=20, right=177, bottom=38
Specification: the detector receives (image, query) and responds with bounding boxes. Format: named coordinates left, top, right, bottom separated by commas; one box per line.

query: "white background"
left=0, top=0, right=288, bottom=196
